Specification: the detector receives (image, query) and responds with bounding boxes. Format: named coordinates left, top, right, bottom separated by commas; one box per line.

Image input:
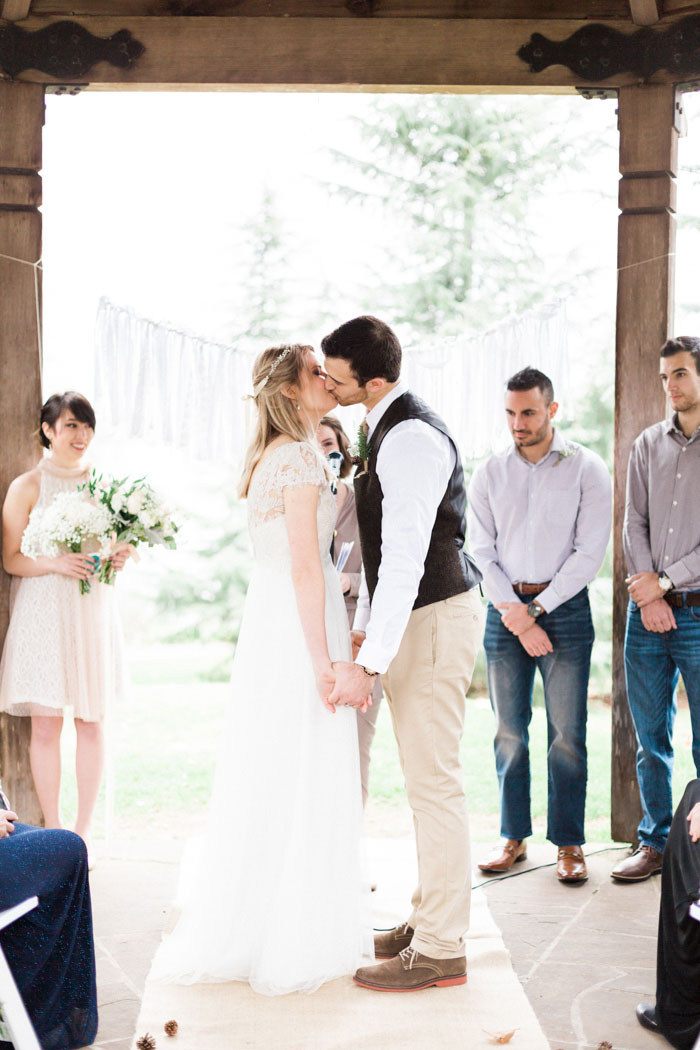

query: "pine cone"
left=164, top=1020, right=178, bottom=1037
left=136, top=1035, right=156, bottom=1050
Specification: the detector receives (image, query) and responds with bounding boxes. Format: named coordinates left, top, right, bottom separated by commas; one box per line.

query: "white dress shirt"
left=467, top=429, right=611, bottom=614
left=353, top=382, right=456, bottom=674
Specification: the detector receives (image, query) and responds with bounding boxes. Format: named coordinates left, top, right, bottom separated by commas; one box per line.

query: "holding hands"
left=329, top=661, right=373, bottom=713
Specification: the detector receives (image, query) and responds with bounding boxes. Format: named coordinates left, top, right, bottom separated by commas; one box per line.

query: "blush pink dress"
left=0, top=457, right=126, bottom=722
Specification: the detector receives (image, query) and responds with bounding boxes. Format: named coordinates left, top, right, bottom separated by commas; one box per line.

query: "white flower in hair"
left=253, top=345, right=293, bottom=396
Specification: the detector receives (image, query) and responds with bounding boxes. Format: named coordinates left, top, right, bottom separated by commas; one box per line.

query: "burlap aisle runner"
left=132, top=888, right=548, bottom=1050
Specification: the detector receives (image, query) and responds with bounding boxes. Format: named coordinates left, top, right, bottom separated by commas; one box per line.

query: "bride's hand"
left=316, top=666, right=336, bottom=713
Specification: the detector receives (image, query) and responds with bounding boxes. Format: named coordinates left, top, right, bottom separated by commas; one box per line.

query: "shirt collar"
left=365, top=380, right=408, bottom=437
left=507, top=426, right=564, bottom=465
left=665, top=413, right=700, bottom=442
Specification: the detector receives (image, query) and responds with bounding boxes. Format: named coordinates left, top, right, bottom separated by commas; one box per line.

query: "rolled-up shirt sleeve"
left=356, top=423, right=453, bottom=674
left=623, top=436, right=654, bottom=576
left=467, top=464, right=519, bottom=607
left=538, top=454, right=612, bottom=613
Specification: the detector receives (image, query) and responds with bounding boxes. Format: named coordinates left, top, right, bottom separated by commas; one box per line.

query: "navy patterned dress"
left=0, top=824, right=98, bottom=1050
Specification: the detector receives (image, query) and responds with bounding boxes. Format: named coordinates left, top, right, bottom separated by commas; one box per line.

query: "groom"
left=322, top=316, right=484, bottom=992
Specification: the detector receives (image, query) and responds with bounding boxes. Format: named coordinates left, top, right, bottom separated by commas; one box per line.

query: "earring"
left=295, top=402, right=301, bottom=411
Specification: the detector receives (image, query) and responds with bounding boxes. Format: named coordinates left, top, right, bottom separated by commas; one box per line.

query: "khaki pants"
left=381, top=587, right=484, bottom=958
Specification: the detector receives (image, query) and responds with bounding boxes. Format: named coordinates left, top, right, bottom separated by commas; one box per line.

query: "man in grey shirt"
left=468, top=367, right=611, bottom=883
left=612, top=336, right=700, bottom=882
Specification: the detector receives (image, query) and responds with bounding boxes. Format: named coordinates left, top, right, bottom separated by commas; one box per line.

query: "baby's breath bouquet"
left=81, top=471, right=178, bottom=585
left=21, top=491, right=114, bottom=594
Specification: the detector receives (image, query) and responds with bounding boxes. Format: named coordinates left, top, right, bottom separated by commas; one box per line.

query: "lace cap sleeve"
left=277, top=442, right=327, bottom=492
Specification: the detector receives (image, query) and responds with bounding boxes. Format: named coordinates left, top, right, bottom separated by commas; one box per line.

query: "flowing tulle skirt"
left=151, top=557, right=374, bottom=995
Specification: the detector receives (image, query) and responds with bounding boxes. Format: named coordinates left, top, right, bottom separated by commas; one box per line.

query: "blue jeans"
left=483, top=588, right=594, bottom=846
left=624, top=599, right=700, bottom=852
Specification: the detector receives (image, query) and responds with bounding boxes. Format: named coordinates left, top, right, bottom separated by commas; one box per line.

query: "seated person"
left=0, top=794, right=98, bottom=1050
left=637, top=779, right=700, bottom=1050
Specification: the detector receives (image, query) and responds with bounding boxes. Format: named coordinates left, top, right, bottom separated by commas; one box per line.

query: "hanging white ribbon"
left=94, top=297, right=568, bottom=463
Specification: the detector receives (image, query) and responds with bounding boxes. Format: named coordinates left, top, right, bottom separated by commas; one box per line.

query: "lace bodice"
left=247, top=442, right=335, bottom=566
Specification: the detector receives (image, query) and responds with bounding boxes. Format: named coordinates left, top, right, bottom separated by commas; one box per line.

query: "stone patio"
left=87, top=836, right=664, bottom=1050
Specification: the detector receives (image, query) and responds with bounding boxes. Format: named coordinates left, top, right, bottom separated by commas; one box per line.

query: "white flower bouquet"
left=21, top=491, right=114, bottom=594
left=81, top=471, right=179, bottom=585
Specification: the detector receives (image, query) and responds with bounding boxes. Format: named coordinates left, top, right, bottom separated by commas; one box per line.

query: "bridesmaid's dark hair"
left=40, top=392, right=96, bottom=449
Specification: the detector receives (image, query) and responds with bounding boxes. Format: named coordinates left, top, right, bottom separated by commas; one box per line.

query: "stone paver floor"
left=88, top=838, right=664, bottom=1050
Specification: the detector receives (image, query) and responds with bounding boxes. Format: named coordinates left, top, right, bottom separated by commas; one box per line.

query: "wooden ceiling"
left=0, top=0, right=697, bottom=19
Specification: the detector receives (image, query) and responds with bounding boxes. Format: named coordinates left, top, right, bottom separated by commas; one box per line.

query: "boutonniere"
left=348, top=424, right=371, bottom=477
left=553, top=440, right=577, bottom=467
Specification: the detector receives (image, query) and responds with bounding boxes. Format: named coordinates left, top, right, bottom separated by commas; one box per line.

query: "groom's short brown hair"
left=321, top=316, right=401, bottom=387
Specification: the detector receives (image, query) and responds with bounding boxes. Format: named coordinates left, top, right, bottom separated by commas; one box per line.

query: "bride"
left=151, top=343, right=374, bottom=995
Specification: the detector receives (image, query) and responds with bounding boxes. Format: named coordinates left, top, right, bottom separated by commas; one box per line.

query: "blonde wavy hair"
left=238, top=343, right=317, bottom=499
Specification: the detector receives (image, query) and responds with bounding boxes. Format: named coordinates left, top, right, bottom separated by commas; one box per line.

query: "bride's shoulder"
left=253, top=439, right=323, bottom=483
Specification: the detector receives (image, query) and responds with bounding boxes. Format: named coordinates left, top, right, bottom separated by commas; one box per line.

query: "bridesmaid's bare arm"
left=2, top=472, right=93, bottom=580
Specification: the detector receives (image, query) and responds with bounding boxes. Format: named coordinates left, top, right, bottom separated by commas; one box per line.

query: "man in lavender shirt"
left=468, top=367, right=611, bottom=883
left=612, top=336, right=700, bottom=884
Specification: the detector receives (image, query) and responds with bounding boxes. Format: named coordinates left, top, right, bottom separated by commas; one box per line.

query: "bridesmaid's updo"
left=40, top=392, right=96, bottom=449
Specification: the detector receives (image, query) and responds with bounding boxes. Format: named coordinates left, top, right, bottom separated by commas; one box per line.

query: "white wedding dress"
left=151, top=441, right=373, bottom=995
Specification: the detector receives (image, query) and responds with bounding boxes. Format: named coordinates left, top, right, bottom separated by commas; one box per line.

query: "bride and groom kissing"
left=151, top=315, right=485, bottom=996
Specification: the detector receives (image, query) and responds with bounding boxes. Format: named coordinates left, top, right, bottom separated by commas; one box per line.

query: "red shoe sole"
left=353, top=974, right=467, bottom=992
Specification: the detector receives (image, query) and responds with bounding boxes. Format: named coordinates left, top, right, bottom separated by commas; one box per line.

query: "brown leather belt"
left=664, top=591, right=700, bottom=608
left=514, top=582, right=550, bottom=596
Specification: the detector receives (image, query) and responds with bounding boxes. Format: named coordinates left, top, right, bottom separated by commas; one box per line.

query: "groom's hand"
left=350, top=631, right=366, bottom=660
left=329, top=662, right=373, bottom=712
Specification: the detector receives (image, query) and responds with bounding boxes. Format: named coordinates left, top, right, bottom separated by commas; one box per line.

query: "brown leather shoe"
left=354, top=946, right=467, bottom=992
left=611, top=845, right=663, bottom=882
left=556, top=845, right=588, bottom=882
left=373, top=921, right=414, bottom=959
left=478, top=838, right=527, bottom=873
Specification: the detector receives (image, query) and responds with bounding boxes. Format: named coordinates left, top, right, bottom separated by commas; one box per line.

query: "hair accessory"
left=253, top=345, right=293, bottom=397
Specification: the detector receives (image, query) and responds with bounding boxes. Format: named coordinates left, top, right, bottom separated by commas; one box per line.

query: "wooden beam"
left=26, top=1, right=634, bottom=17
left=628, top=0, right=659, bottom=23
left=0, top=1, right=33, bottom=19
left=611, top=81, right=677, bottom=843
left=9, top=15, right=664, bottom=91
left=0, top=80, right=43, bottom=826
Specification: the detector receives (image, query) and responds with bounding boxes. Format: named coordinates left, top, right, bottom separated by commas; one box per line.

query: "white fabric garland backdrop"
left=94, top=297, right=569, bottom=463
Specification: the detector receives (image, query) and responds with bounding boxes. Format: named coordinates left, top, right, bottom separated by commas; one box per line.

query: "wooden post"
left=611, top=82, right=677, bottom=842
left=0, top=81, right=44, bottom=824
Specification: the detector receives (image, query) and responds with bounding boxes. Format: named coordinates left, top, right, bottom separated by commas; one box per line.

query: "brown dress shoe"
left=556, top=845, right=588, bottom=882
left=611, top=844, right=663, bottom=881
left=478, top=838, right=527, bottom=873
left=373, top=921, right=414, bottom=959
left=354, top=946, right=467, bottom=992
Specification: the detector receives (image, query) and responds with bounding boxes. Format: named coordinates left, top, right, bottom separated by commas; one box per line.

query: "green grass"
left=57, top=643, right=698, bottom=845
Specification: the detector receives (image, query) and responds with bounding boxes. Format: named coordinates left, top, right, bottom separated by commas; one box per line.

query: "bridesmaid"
left=317, top=414, right=383, bottom=807
left=0, top=392, right=128, bottom=856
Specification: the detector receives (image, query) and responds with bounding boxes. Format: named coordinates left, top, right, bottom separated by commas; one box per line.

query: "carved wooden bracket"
left=0, top=19, right=145, bottom=79
left=345, top=0, right=376, bottom=14
left=518, top=13, right=700, bottom=81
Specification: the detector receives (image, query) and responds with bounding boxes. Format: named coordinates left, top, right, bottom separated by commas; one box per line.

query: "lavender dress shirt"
left=467, top=429, right=612, bottom=614
left=623, top=416, right=700, bottom=591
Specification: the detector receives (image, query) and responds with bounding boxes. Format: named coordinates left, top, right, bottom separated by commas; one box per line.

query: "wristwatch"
left=658, top=572, right=674, bottom=593
left=527, top=601, right=545, bottom=620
